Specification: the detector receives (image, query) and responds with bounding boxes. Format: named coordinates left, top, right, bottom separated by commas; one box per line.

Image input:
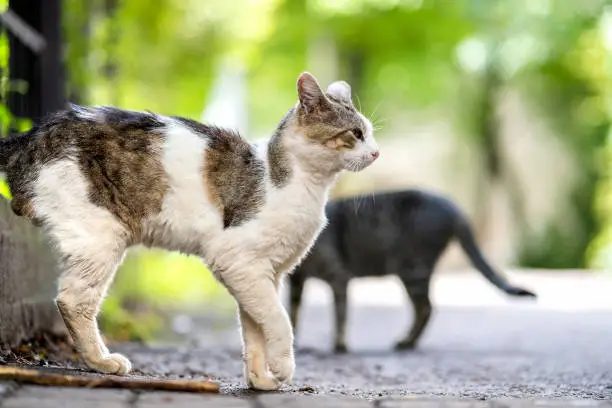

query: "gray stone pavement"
left=1, top=271, right=612, bottom=406
left=1, top=385, right=612, bottom=407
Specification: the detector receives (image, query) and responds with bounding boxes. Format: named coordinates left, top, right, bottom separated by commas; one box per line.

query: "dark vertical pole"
left=7, top=0, right=65, bottom=129
left=40, top=0, right=65, bottom=117
left=7, top=0, right=40, bottom=124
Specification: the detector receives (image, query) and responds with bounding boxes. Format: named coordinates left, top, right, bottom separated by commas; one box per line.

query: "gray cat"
left=287, top=189, right=536, bottom=353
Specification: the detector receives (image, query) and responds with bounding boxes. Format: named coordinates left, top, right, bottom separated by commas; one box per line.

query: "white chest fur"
left=204, top=151, right=333, bottom=276
left=260, top=172, right=330, bottom=273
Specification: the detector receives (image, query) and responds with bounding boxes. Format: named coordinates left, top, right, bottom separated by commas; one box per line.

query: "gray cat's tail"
left=454, top=213, right=536, bottom=298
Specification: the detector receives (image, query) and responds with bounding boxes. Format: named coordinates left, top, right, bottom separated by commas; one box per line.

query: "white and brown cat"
left=0, top=72, right=379, bottom=390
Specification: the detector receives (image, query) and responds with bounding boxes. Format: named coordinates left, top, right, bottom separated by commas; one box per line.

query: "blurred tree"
left=585, top=8, right=612, bottom=270
left=509, top=3, right=610, bottom=268
left=444, top=0, right=611, bottom=267
left=64, top=0, right=220, bottom=117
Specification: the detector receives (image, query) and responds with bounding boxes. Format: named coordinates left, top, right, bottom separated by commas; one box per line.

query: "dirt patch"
left=0, top=332, right=81, bottom=369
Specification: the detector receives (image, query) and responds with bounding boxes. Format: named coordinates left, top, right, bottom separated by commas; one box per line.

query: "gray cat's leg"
left=289, top=273, right=306, bottom=332
left=333, top=283, right=349, bottom=353
left=55, top=246, right=130, bottom=375
left=395, top=277, right=432, bottom=350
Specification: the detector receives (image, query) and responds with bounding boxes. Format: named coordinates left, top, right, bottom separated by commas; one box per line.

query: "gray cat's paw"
left=86, top=353, right=132, bottom=375
left=506, top=286, right=537, bottom=297
left=394, top=339, right=417, bottom=351
left=334, top=343, right=348, bottom=354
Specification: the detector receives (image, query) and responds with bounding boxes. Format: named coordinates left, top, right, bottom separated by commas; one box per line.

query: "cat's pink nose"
left=371, top=151, right=380, bottom=159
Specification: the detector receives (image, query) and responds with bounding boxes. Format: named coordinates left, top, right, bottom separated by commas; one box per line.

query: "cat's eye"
left=352, top=128, right=364, bottom=141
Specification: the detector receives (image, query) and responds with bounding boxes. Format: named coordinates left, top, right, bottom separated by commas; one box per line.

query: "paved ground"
left=2, top=384, right=612, bottom=407
left=1, top=270, right=612, bottom=406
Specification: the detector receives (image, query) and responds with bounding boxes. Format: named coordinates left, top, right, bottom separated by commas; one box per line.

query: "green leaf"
left=0, top=178, right=12, bottom=200
left=15, top=117, right=32, bottom=132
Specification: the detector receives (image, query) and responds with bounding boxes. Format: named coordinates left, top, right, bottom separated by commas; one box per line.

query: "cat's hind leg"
left=34, top=160, right=132, bottom=374
left=55, top=238, right=130, bottom=374
left=395, top=275, right=432, bottom=350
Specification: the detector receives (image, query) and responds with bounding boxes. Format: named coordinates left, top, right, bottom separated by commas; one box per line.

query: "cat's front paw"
left=86, top=353, right=132, bottom=375
left=247, top=371, right=281, bottom=391
left=268, top=354, right=295, bottom=384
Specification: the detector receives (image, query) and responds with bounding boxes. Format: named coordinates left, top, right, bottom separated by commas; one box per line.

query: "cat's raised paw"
left=268, top=355, right=295, bottom=384
left=87, top=353, right=132, bottom=375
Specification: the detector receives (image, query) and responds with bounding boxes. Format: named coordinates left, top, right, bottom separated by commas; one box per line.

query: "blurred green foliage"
left=0, top=0, right=29, bottom=198
left=101, top=248, right=231, bottom=342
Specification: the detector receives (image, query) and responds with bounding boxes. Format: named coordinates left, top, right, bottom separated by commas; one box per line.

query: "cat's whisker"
left=369, top=101, right=383, bottom=123
left=372, top=118, right=388, bottom=128
left=355, top=95, right=363, bottom=113
left=371, top=117, right=387, bottom=133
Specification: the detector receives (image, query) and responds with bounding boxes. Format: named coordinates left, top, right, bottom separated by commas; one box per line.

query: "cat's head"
left=289, top=72, right=379, bottom=173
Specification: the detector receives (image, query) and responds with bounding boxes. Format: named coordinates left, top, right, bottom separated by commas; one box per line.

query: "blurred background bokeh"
left=1, top=0, right=611, bottom=344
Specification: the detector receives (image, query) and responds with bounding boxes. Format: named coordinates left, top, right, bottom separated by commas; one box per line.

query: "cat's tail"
left=454, top=212, right=536, bottom=298
left=0, top=131, right=30, bottom=171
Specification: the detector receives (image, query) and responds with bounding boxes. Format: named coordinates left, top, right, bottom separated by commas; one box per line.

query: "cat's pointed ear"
left=327, top=81, right=352, bottom=102
left=297, top=72, right=326, bottom=111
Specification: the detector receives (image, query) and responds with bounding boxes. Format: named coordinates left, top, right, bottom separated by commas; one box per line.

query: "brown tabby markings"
left=169, top=118, right=266, bottom=229
left=77, top=125, right=168, bottom=241
left=296, top=92, right=364, bottom=151
left=268, top=110, right=294, bottom=188
left=7, top=113, right=74, bottom=221
left=10, top=196, right=32, bottom=217
left=204, top=134, right=266, bottom=229
left=8, top=107, right=170, bottom=238
left=10, top=108, right=266, bottom=234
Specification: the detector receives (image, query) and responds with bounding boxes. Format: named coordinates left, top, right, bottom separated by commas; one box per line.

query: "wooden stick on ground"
left=0, top=366, right=219, bottom=393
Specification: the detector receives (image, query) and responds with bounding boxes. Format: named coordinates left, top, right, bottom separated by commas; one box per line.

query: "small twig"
left=0, top=366, right=219, bottom=393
